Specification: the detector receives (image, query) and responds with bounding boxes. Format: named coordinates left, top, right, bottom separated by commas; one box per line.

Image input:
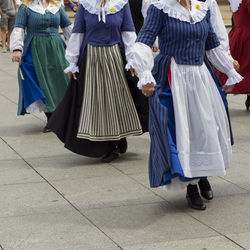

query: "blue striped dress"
left=136, top=4, right=233, bottom=189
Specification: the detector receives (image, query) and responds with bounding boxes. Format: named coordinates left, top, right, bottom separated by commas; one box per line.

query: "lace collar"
left=28, top=0, right=61, bottom=15
left=79, top=0, right=127, bottom=15
left=228, top=0, right=243, bottom=12
left=152, top=0, right=208, bottom=24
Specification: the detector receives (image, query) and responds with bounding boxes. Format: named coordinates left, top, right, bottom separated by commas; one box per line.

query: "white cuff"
left=137, top=70, right=156, bottom=89
left=225, top=68, right=244, bottom=86
left=125, top=60, right=133, bottom=71
left=64, top=63, right=79, bottom=73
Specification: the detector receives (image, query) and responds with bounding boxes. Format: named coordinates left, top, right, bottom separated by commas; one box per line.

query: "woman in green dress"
left=10, top=0, right=72, bottom=132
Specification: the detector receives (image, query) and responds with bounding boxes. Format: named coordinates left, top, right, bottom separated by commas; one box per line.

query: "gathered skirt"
left=77, top=44, right=142, bottom=141
left=149, top=58, right=232, bottom=190
left=48, top=44, right=146, bottom=157
left=17, top=35, right=69, bottom=115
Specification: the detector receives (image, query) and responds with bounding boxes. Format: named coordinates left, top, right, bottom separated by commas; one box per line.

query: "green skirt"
left=31, top=35, right=69, bottom=112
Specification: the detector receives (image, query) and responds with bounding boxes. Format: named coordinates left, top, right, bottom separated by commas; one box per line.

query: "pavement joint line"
left=0, top=137, right=124, bottom=250
left=223, top=235, right=247, bottom=250
left=218, top=176, right=250, bottom=193
left=110, top=164, right=248, bottom=244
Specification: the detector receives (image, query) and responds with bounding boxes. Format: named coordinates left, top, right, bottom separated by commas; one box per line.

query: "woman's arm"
left=205, top=13, right=243, bottom=90
left=132, top=5, right=163, bottom=92
left=64, top=5, right=86, bottom=75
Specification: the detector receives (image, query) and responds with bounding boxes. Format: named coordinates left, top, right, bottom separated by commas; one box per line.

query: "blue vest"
left=137, top=5, right=220, bottom=66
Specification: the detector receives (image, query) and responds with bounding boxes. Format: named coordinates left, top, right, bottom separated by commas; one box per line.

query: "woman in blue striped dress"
left=132, top=0, right=243, bottom=210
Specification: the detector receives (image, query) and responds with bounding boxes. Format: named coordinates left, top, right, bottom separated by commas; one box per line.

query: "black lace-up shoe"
left=198, top=178, right=213, bottom=200
left=186, top=184, right=206, bottom=210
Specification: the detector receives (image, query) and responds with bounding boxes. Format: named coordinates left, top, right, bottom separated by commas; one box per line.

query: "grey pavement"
left=1, top=49, right=250, bottom=249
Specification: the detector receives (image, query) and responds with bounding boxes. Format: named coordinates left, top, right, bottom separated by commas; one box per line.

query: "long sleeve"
left=10, top=27, right=25, bottom=52
left=64, top=33, right=84, bottom=73
left=121, top=31, right=137, bottom=70
left=62, top=24, right=73, bottom=41
left=64, top=4, right=86, bottom=73
left=206, top=45, right=243, bottom=86
left=132, top=42, right=155, bottom=89
left=132, top=5, right=163, bottom=89
left=10, top=4, right=28, bottom=52
left=209, top=0, right=232, bottom=59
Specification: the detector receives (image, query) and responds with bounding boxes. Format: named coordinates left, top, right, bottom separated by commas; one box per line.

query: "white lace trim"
left=225, top=69, right=244, bottom=86
left=79, top=0, right=127, bottom=15
left=228, top=0, right=243, bottom=13
left=27, top=0, right=61, bottom=15
left=138, top=71, right=156, bottom=90
left=152, top=0, right=208, bottom=24
left=64, top=63, right=79, bottom=73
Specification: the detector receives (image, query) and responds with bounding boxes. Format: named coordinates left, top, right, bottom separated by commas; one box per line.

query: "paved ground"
left=1, top=7, right=250, bottom=250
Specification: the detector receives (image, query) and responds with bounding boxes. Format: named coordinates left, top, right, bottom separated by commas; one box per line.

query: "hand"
left=233, top=60, right=240, bottom=72
left=130, top=66, right=137, bottom=77
left=152, top=46, right=159, bottom=53
left=12, top=51, right=22, bottom=63
left=73, top=5, right=78, bottom=11
left=142, top=82, right=155, bottom=97
left=67, top=72, right=77, bottom=80
left=223, top=84, right=235, bottom=93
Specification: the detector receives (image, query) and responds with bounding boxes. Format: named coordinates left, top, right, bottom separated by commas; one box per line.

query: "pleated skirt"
left=77, top=44, right=143, bottom=141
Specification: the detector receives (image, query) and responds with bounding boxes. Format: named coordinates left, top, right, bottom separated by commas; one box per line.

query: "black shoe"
left=198, top=178, right=213, bottom=200
left=186, top=184, right=206, bottom=210
left=43, top=125, right=52, bottom=133
left=118, top=138, right=127, bottom=154
left=101, top=148, right=119, bottom=163
left=245, top=96, right=250, bottom=111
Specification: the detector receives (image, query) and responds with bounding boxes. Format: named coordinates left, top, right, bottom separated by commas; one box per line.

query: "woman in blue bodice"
left=132, top=0, right=243, bottom=210
left=10, top=0, right=72, bottom=132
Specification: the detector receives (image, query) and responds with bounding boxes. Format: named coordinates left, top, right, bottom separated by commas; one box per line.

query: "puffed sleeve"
left=60, top=8, right=72, bottom=28
left=14, top=4, right=28, bottom=29
left=10, top=4, right=28, bottom=52
left=132, top=5, right=163, bottom=88
left=64, top=5, right=85, bottom=73
left=209, top=0, right=232, bottom=58
left=205, top=11, right=221, bottom=51
left=206, top=46, right=243, bottom=86
left=121, top=3, right=136, bottom=31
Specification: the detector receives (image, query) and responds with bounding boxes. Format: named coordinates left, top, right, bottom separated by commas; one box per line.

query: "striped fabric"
left=77, top=44, right=143, bottom=141
left=14, top=4, right=71, bottom=51
left=148, top=86, right=172, bottom=187
left=137, top=5, right=220, bottom=65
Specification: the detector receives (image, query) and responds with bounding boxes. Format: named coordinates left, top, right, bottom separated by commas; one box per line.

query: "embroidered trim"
left=79, top=0, right=127, bottom=15
left=27, top=0, right=61, bottom=15
left=151, top=0, right=208, bottom=24
left=228, top=0, right=243, bottom=13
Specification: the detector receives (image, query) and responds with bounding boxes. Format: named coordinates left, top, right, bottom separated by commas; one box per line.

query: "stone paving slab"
left=124, top=236, right=242, bottom=250
left=0, top=211, right=119, bottom=250
left=51, top=171, right=164, bottom=210
left=83, top=202, right=219, bottom=248
left=0, top=159, right=44, bottom=185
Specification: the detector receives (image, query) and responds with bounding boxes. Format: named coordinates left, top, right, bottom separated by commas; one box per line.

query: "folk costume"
left=216, top=0, right=250, bottom=96
left=48, top=0, right=145, bottom=161
left=10, top=1, right=72, bottom=122
left=132, top=0, right=243, bottom=208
